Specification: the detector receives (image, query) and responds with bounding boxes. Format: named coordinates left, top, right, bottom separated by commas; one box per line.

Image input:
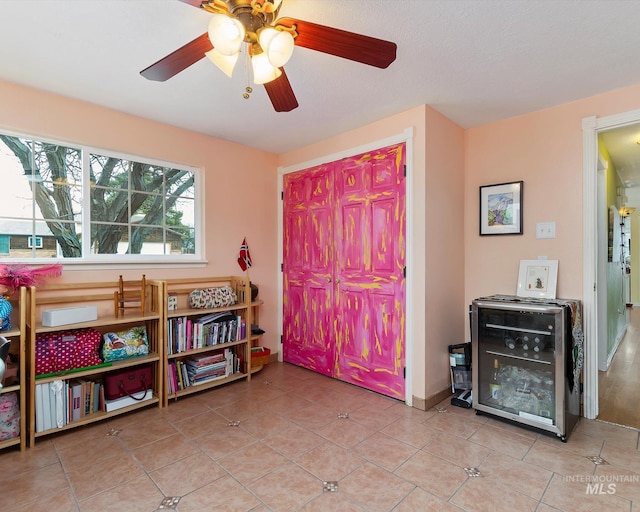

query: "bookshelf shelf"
left=249, top=298, right=268, bottom=374
left=32, top=394, right=161, bottom=437
left=26, top=280, right=164, bottom=447
left=168, top=371, right=248, bottom=401
left=0, top=287, right=26, bottom=452
left=163, top=276, right=252, bottom=407
left=166, top=339, right=247, bottom=360
left=32, top=353, right=161, bottom=385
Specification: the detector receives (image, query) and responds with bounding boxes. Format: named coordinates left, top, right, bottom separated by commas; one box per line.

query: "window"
left=0, top=236, right=9, bottom=255
left=0, top=132, right=200, bottom=263
left=27, top=236, right=43, bottom=249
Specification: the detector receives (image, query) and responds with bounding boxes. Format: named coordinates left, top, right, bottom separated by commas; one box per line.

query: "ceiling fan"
left=140, top=0, right=397, bottom=112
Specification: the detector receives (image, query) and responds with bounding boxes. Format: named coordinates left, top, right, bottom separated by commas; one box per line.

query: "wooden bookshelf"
left=163, top=276, right=251, bottom=407
left=26, top=280, right=164, bottom=447
left=0, top=287, right=27, bottom=452
left=250, top=299, right=267, bottom=374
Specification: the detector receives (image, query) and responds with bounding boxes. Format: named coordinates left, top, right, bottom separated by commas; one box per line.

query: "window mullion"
left=128, top=160, right=133, bottom=255
left=29, top=140, right=36, bottom=259
left=82, top=150, right=92, bottom=259
left=163, top=169, right=167, bottom=255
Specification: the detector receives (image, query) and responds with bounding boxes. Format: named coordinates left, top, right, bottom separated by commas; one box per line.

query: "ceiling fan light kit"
left=205, top=47, right=239, bottom=77
left=258, top=27, right=294, bottom=68
left=140, top=0, right=398, bottom=111
left=207, top=13, right=245, bottom=56
left=251, top=48, right=282, bottom=85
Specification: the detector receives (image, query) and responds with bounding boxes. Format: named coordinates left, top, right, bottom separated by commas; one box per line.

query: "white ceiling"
left=2, top=0, right=640, bottom=156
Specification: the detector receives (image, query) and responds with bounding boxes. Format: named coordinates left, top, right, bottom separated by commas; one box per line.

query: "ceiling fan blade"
left=176, top=0, right=204, bottom=6
left=264, top=69, right=299, bottom=112
left=276, top=18, right=397, bottom=69
left=140, top=33, right=213, bottom=82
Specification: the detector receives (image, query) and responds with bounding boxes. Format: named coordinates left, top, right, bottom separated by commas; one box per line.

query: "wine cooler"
left=471, top=295, right=581, bottom=441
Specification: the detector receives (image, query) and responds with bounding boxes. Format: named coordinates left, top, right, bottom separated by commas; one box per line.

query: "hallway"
left=598, top=307, right=640, bottom=429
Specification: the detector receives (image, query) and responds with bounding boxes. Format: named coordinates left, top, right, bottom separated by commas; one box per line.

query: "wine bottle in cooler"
left=532, top=335, right=546, bottom=352
left=489, top=358, right=502, bottom=401
left=504, top=334, right=517, bottom=350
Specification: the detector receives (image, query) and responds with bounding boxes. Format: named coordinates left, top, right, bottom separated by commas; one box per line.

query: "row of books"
left=36, top=377, right=155, bottom=432
left=167, top=349, right=240, bottom=394
left=35, top=379, right=102, bottom=433
left=166, top=312, right=246, bottom=354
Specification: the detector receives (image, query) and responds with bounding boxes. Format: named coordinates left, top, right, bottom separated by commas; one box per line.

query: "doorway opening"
left=583, top=109, right=640, bottom=429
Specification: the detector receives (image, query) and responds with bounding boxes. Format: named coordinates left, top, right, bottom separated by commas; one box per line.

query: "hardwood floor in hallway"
left=598, top=307, right=640, bottom=429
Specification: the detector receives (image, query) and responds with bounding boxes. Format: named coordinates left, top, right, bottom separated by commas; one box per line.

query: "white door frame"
left=277, top=128, right=414, bottom=405
left=582, top=108, right=640, bottom=419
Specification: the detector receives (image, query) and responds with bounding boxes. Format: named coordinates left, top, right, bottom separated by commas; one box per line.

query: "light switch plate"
left=536, top=222, right=556, bottom=239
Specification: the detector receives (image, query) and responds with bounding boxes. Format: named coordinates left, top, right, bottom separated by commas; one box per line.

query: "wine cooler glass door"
left=474, top=302, right=562, bottom=428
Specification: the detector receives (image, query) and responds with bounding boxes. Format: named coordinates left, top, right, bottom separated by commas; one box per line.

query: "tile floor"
left=2, top=362, right=639, bottom=512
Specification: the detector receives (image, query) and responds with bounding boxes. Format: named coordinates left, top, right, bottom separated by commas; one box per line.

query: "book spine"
left=51, top=380, right=65, bottom=428
left=177, top=361, right=184, bottom=390
left=181, top=361, right=190, bottom=387
left=72, top=382, right=82, bottom=421
left=89, top=382, right=95, bottom=416
left=35, top=383, right=44, bottom=433
left=172, top=362, right=178, bottom=394
left=166, top=363, right=173, bottom=395
left=41, top=382, right=52, bottom=431
left=99, top=385, right=105, bottom=412
left=93, top=383, right=101, bottom=413
left=67, top=382, right=72, bottom=424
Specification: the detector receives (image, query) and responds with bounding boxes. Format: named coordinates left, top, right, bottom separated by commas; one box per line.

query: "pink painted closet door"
left=333, top=143, right=406, bottom=399
left=282, top=164, right=335, bottom=375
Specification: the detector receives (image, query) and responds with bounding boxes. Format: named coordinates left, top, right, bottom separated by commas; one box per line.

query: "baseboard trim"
left=413, top=386, right=452, bottom=411
left=412, top=396, right=426, bottom=411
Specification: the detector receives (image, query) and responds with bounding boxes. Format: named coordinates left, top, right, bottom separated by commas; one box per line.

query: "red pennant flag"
left=237, top=238, right=252, bottom=271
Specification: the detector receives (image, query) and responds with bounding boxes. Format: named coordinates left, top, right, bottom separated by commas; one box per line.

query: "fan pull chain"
left=243, top=44, right=252, bottom=100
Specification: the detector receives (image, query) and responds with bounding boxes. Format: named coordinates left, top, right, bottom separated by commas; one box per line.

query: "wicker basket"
left=251, top=347, right=271, bottom=367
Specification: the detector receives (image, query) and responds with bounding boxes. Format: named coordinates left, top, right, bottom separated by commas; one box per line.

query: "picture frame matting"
left=479, top=181, right=523, bottom=236
left=516, top=259, right=558, bottom=299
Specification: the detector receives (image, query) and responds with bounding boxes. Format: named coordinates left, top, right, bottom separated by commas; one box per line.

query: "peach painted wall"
left=279, top=105, right=466, bottom=405
left=424, top=107, right=466, bottom=400
left=8, top=75, right=639, bottom=405
left=0, top=80, right=280, bottom=354
left=465, top=83, right=640, bottom=333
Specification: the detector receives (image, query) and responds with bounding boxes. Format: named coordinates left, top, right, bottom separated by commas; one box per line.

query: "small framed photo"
left=168, top=292, right=178, bottom=311
left=516, top=259, right=558, bottom=299
left=479, top=181, right=523, bottom=235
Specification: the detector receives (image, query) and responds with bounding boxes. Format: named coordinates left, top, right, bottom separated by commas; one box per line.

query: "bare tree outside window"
left=0, top=134, right=196, bottom=261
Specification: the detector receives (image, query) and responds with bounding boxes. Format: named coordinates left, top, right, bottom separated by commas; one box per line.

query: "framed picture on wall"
left=516, top=259, right=558, bottom=299
left=479, top=181, right=523, bottom=235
